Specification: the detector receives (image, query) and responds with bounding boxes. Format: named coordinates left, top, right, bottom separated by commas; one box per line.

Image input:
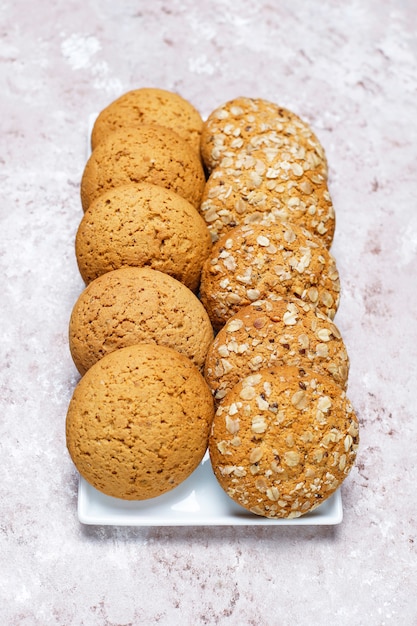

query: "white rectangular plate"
left=78, top=452, right=343, bottom=526
left=79, top=116, right=343, bottom=527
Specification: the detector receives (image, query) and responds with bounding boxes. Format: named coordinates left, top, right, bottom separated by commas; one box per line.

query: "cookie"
left=80, top=125, right=205, bottom=211
left=75, top=182, right=212, bottom=289
left=200, top=222, right=340, bottom=330
left=209, top=366, right=359, bottom=518
left=66, top=343, right=214, bottom=500
left=205, top=300, right=349, bottom=402
left=69, top=266, right=214, bottom=375
left=199, top=149, right=335, bottom=247
left=91, top=88, right=203, bottom=154
left=200, top=97, right=327, bottom=176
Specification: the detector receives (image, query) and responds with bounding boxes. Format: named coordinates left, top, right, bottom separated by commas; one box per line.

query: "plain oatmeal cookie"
left=91, top=88, right=203, bottom=153
left=200, top=97, right=327, bottom=176
left=204, top=299, right=349, bottom=403
left=208, top=366, right=359, bottom=518
left=69, top=267, right=214, bottom=375
left=199, top=147, right=335, bottom=247
left=75, top=182, right=212, bottom=289
left=66, top=343, right=214, bottom=500
left=199, top=222, right=340, bottom=330
left=80, top=125, right=205, bottom=211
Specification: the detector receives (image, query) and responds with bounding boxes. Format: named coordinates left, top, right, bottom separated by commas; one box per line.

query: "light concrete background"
left=1, top=1, right=416, bottom=624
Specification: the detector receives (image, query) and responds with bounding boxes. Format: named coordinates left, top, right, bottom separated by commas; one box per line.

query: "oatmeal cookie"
left=75, top=182, right=211, bottom=289
left=199, top=149, right=335, bottom=247
left=66, top=343, right=214, bottom=500
left=205, top=299, right=349, bottom=403
left=200, top=97, right=327, bottom=176
left=91, top=87, right=203, bottom=153
left=200, top=222, right=340, bottom=330
left=80, top=125, right=205, bottom=211
left=69, top=267, right=214, bottom=375
left=209, top=366, right=359, bottom=518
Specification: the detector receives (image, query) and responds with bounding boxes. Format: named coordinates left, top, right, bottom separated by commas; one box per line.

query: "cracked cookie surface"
left=91, top=87, right=204, bottom=153
left=76, top=182, right=212, bottom=288
left=66, top=344, right=214, bottom=500
left=81, top=125, right=205, bottom=211
left=69, top=267, right=214, bottom=375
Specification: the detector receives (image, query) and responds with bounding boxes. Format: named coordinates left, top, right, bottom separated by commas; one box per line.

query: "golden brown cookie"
left=200, top=222, right=340, bottom=330
left=69, top=266, right=214, bottom=375
left=209, top=366, right=359, bottom=518
left=75, top=182, right=212, bottom=289
left=80, top=125, right=205, bottom=211
left=199, top=149, right=335, bottom=248
left=66, top=343, right=214, bottom=500
left=205, top=300, right=349, bottom=402
left=200, top=97, right=327, bottom=176
left=91, top=88, right=203, bottom=153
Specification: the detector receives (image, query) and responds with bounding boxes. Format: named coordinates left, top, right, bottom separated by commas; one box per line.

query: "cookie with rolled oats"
left=200, top=97, right=327, bottom=176
left=199, top=222, right=340, bottom=330
left=204, top=300, right=349, bottom=403
left=199, top=148, right=335, bottom=247
left=209, top=366, right=359, bottom=519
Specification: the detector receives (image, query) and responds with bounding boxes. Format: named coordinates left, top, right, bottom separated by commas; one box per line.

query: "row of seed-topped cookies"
left=66, top=89, right=216, bottom=502
left=198, top=98, right=359, bottom=519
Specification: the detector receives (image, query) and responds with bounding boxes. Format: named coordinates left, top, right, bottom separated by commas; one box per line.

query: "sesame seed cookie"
left=75, top=182, right=212, bottom=289
left=199, top=149, right=335, bottom=247
left=66, top=343, right=214, bottom=500
left=209, top=366, right=359, bottom=518
left=80, top=125, right=205, bottom=211
left=199, top=222, right=340, bottom=330
left=205, top=300, right=349, bottom=403
left=200, top=97, right=327, bottom=176
left=69, top=267, right=214, bottom=376
left=91, top=87, right=203, bottom=153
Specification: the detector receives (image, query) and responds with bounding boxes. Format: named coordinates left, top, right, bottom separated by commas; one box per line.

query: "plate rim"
left=77, top=474, right=343, bottom=527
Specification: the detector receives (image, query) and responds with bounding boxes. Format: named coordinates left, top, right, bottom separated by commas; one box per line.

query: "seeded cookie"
left=91, top=88, right=203, bottom=153
left=200, top=97, right=327, bottom=176
left=199, top=149, right=335, bottom=247
left=66, top=344, right=214, bottom=500
left=80, top=125, right=205, bottom=211
left=205, top=300, right=349, bottom=402
left=69, top=267, right=214, bottom=375
left=75, top=182, right=212, bottom=289
left=209, top=366, right=359, bottom=518
left=199, top=222, right=340, bottom=330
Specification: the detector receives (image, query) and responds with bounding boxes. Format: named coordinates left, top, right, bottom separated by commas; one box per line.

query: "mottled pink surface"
left=1, top=0, right=416, bottom=624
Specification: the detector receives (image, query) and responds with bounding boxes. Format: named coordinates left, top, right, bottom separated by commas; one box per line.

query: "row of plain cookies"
left=67, top=89, right=218, bottom=501
left=71, top=89, right=216, bottom=372
left=197, top=98, right=359, bottom=518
